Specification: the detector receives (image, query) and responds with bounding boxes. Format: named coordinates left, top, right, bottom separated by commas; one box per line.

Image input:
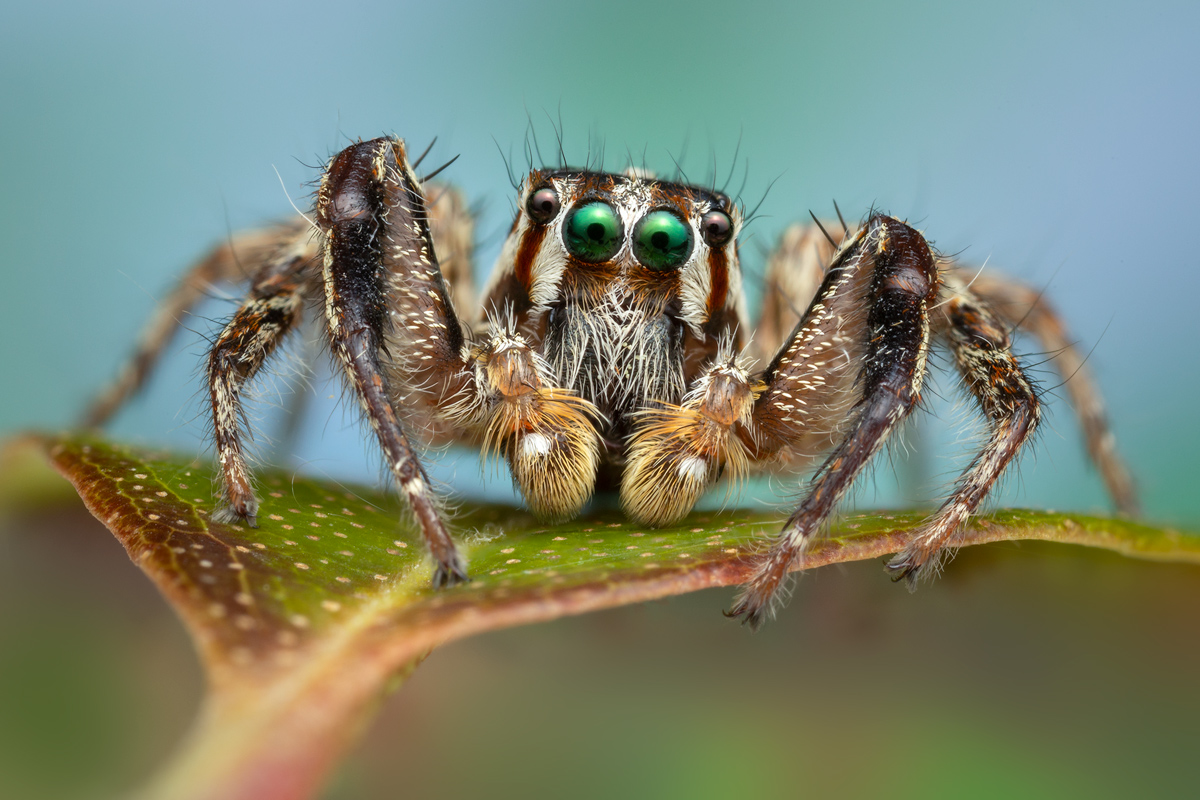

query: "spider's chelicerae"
left=84, top=136, right=1137, bottom=627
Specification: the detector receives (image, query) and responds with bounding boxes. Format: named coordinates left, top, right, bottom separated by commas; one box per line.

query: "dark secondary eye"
left=565, top=201, right=623, bottom=262
left=633, top=210, right=693, bottom=271
left=701, top=209, right=733, bottom=246
left=526, top=186, right=561, bottom=224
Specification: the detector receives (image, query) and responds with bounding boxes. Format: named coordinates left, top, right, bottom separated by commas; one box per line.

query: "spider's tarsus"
left=884, top=553, right=923, bottom=592
left=212, top=499, right=259, bottom=527
left=725, top=553, right=789, bottom=632
left=432, top=557, right=470, bottom=589
left=723, top=601, right=767, bottom=632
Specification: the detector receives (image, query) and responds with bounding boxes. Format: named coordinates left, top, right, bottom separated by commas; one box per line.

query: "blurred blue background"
left=2, top=1, right=1198, bottom=798
left=3, top=0, right=1198, bottom=521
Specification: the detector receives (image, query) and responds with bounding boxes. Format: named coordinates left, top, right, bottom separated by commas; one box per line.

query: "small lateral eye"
left=701, top=210, right=733, bottom=246
left=526, top=186, right=560, bottom=224
left=633, top=210, right=693, bottom=271
left=565, top=201, right=623, bottom=262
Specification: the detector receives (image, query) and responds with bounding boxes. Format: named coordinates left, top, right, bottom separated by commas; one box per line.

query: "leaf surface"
left=35, top=433, right=1200, bottom=800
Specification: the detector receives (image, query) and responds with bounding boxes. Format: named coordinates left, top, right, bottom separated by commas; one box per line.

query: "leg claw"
left=723, top=598, right=767, bottom=631
left=724, top=550, right=792, bottom=631
left=432, top=556, right=470, bottom=589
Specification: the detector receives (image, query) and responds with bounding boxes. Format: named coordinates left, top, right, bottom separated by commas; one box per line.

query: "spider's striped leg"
left=886, top=274, right=1041, bottom=584
left=730, top=215, right=940, bottom=629
left=317, top=137, right=472, bottom=587
left=82, top=221, right=311, bottom=427
left=207, top=243, right=314, bottom=525
left=966, top=270, right=1137, bottom=515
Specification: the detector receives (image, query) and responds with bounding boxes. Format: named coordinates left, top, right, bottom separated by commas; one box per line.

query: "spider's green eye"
left=633, top=210, right=692, bottom=271
left=565, top=201, right=623, bottom=262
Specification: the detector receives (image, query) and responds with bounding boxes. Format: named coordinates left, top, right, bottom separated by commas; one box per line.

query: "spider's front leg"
left=316, top=138, right=475, bottom=586
left=318, top=137, right=604, bottom=583
left=730, top=215, right=941, bottom=628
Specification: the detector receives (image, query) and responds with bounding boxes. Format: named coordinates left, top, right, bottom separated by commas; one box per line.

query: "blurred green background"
left=1, top=1, right=1198, bottom=798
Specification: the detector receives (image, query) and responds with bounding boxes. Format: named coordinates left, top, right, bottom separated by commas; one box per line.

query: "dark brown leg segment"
left=82, top=222, right=311, bottom=428
left=886, top=275, right=1041, bottom=584
left=317, top=138, right=469, bottom=586
left=207, top=250, right=311, bottom=525
left=730, top=216, right=940, bottom=628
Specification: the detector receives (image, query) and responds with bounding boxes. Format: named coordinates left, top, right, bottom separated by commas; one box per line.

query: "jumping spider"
left=84, top=136, right=1138, bottom=627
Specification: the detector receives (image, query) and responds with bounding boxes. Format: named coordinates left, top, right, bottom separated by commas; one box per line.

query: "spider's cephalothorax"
left=84, top=136, right=1139, bottom=626
left=476, top=168, right=749, bottom=488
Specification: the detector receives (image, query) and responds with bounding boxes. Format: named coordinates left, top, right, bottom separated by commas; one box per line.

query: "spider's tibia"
left=473, top=332, right=602, bottom=520
left=81, top=222, right=311, bottom=429
left=621, top=358, right=759, bottom=527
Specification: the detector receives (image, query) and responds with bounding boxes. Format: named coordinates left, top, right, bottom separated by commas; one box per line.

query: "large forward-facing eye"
left=633, top=210, right=693, bottom=271
left=565, top=201, right=623, bottom=262
left=701, top=209, right=733, bottom=246
left=526, top=186, right=560, bottom=224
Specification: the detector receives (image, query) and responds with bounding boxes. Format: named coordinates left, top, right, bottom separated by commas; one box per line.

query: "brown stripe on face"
left=706, top=245, right=729, bottom=319
left=513, top=223, right=548, bottom=292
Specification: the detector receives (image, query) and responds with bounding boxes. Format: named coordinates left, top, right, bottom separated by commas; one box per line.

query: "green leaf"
left=31, top=433, right=1200, bottom=800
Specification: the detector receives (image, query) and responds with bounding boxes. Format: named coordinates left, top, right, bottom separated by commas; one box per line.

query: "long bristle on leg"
left=886, top=274, right=1040, bottom=586
left=731, top=216, right=940, bottom=628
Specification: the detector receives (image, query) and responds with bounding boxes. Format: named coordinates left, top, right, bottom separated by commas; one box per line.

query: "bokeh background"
left=2, top=1, right=1198, bottom=798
